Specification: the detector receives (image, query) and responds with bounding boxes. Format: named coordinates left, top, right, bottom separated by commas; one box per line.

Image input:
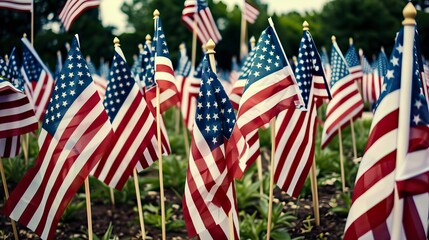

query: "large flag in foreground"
left=21, top=37, right=54, bottom=122
left=59, top=0, right=100, bottom=31
left=3, top=35, right=114, bottom=240
left=274, top=28, right=330, bottom=197
left=321, top=38, right=364, bottom=148
left=344, top=24, right=429, bottom=239
left=0, top=0, right=32, bottom=11
left=183, top=55, right=239, bottom=239
left=230, top=22, right=302, bottom=177
left=181, top=0, right=222, bottom=44
left=0, top=77, right=38, bottom=157
left=92, top=41, right=158, bottom=190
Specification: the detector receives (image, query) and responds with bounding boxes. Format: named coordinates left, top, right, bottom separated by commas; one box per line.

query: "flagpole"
left=31, top=0, right=34, bottom=45
left=84, top=178, right=93, bottom=240
left=22, top=33, right=30, bottom=167
left=392, top=3, right=416, bottom=239
left=133, top=169, right=146, bottom=239
left=239, top=4, right=247, bottom=60
left=338, top=129, right=346, bottom=192
left=191, top=20, right=198, bottom=72
left=153, top=9, right=167, bottom=240
left=0, top=157, right=19, bottom=240
left=266, top=118, right=276, bottom=240
left=350, top=119, right=358, bottom=159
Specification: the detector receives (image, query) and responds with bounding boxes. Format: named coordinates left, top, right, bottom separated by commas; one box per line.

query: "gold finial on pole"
left=292, top=56, right=298, bottom=65
left=206, top=39, right=216, bottom=55
left=402, top=2, right=417, bottom=26
left=153, top=9, right=160, bottom=18
left=4, top=54, right=8, bottom=63
left=23, top=33, right=27, bottom=38
left=331, top=35, right=336, bottom=43
left=349, top=37, right=353, bottom=46
left=145, top=34, right=152, bottom=43
left=302, top=21, right=309, bottom=31
left=138, top=43, right=143, bottom=52
left=57, top=50, right=61, bottom=58
left=250, top=36, right=256, bottom=50
left=381, top=46, right=385, bottom=53
left=113, top=37, right=120, bottom=47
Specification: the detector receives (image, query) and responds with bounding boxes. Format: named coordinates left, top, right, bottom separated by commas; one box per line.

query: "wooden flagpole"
left=84, top=178, right=93, bottom=240
left=31, top=1, right=34, bottom=45
left=181, top=111, right=190, bottom=159
left=0, top=157, right=19, bottom=240
left=338, top=129, right=346, bottom=192
left=21, top=33, right=30, bottom=167
left=133, top=169, right=146, bottom=239
left=350, top=119, right=358, bottom=159
left=153, top=9, right=167, bottom=240
left=266, top=119, right=276, bottom=240
left=207, top=39, right=235, bottom=239
left=239, top=6, right=248, bottom=60
left=191, top=20, right=198, bottom=72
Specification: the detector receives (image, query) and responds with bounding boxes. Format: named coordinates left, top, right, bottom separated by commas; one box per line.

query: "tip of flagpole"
left=4, top=54, right=8, bottom=62
left=403, top=2, right=416, bottom=26
left=113, top=37, right=120, bottom=47
left=23, top=33, right=27, bottom=38
left=153, top=9, right=160, bottom=18
left=206, top=39, right=216, bottom=54
left=358, top=48, right=363, bottom=56
left=349, top=37, right=353, bottom=46
left=302, top=21, right=309, bottom=31
left=179, top=43, right=186, bottom=50
left=331, top=35, right=336, bottom=43
left=57, top=50, right=61, bottom=57
left=145, top=34, right=152, bottom=42
left=381, top=46, right=385, bottom=53
left=138, top=43, right=143, bottom=51
left=292, top=55, right=297, bottom=63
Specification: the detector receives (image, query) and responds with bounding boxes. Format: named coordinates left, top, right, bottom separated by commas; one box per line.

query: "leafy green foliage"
left=142, top=204, right=185, bottom=231
left=61, top=195, right=86, bottom=222
left=235, top=171, right=266, bottom=209
left=93, top=222, right=118, bottom=240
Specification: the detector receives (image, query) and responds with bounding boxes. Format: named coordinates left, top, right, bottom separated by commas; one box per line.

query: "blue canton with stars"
left=344, top=44, right=360, bottom=68
left=244, top=26, right=286, bottom=92
left=0, top=56, right=7, bottom=77
left=196, top=56, right=236, bottom=150
left=320, top=47, right=330, bottom=68
left=193, top=55, right=205, bottom=79
left=22, top=41, right=44, bottom=84
left=197, top=0, right=209, bottom=12
left=361, top=54, right=373, bottom=75
left=86, top=57, right=98, bottom=76
left=104, top=50, right=135, bottom=122
left=176, top=44, right=192, bottom=77
left=375, top=28, right=429, bottom=127
left=42, top=36, right=94, bottom=134
left=330, top=43, right=351, bottom=88
left=295, top=31, right=329, bottom=109
left=7, top=48, right=25, bottom=92
left=131, top=52, right=142, bottom=77
left=238, top=50, right=255, bottom=81
left=375, top=50, right=388, bottom=78
left=142, top=42, right=155, bottom=89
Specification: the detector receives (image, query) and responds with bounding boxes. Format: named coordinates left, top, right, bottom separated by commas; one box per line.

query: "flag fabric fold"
left=59, top=0, right=100, bottom=31
left=274, top=30, right=330, bottom=197
left=91, top=43, right=158, bottom=190
left=0, top=0, right=32, bottom=12
left=3, top=35, right=114, bottom=240
left=243, top=0, right=259, bottom=24
left=183, top=55, right=239, bottom=239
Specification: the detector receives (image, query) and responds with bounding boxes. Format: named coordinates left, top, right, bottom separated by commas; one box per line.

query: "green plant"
left=329, top=192, right=352, bottom=217
left=2, top=157, right=28, bottom=185
left=235, top=171, right=266, bottom=210
left=61, top=195, right=86, bottom=222
left=142, top=204, right=185, bottom=231
left=300, top=215, right=314, bottom=233
left=93, top=222, right=118, bottom=240
left=239, top=211, right=266, bottom=240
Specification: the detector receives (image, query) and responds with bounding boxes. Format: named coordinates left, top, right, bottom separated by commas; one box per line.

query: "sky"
left=100, top=0, right=331, bottom=34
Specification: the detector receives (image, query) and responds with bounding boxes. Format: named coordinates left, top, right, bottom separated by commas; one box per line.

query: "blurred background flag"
left=59, top=0, right=101, bottom=31
left=0, top=0, right=32, bottom=12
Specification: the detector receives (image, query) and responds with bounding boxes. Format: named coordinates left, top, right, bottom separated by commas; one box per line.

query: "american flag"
left=320, top=46, right=332, bottom=85
left=232, top=24, right=302, bottom=177
left=136, top=42, right=153, bottom=91
left=243, top=0, right=259, bottom=24
left=3, top=35, right=114, bottom=240
left=229, top=49, right=255, bottom=110
left=143, top=28, right=172, bottom=158
left=6, top=48, right=25, bottom=92
left=21, top=37, right=54, bottom=122
left=274, top=30, right=330, bottom=197
left=181, top=0, right=222, bottom=44
left=0, top=77, right=37, bottom=157
left=345, top=42, right=363, bottom=85
left=182, top=55, right=239, bottom=239
left=0, top=56, right=8, bottom=77
left=371, top=51, right=388, bottom=102
left=91, top=44, right=158, bottom=190
left=54, top=51, right=63, bottom=81
left=59, top=0, right=100, bottom=31
left=149, top=16, right=180, bottom=113
left=321, top=39, right=363, bottom=149
left=229, top=56, right=240, bottom=86
left=344, top=27, right=429, bottom=240
left=360, top=53, right=377, bottom=103
left=176, top=44, right=200, bottom=131
left=0, top=0, right=32, bottom=12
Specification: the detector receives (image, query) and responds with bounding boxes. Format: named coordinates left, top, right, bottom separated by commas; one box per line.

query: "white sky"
left=100, top=0, right=331, bottom=34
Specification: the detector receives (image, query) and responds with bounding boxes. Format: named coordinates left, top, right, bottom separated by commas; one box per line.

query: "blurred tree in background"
left=0, top=0, right=428, bottom=73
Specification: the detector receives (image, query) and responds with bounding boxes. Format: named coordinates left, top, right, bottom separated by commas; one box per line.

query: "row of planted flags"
left=0, top=1, right=429, bottom=240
